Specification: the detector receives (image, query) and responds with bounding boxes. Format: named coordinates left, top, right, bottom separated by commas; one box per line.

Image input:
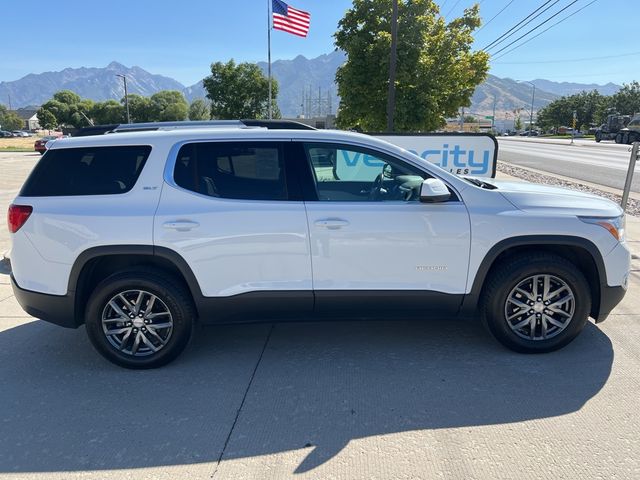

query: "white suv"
left=8, top=122, right=630, bottom=368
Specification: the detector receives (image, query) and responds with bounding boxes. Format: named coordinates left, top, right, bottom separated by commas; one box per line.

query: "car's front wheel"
left=85, top=270, right=194, bottom=368
left=481, top=253, right=591, bottom=353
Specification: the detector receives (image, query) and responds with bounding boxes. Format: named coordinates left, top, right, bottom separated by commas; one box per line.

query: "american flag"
left=272, top=0, right=311, bottom=37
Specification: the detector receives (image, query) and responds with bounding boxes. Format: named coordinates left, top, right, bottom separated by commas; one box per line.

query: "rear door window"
left=20, top=145, right=151, bottom=196
left=173, top=142, right=288, bottom=201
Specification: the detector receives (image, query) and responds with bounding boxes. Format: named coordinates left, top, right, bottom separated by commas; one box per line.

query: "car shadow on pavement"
left=0, top=318, right=613, bottom=475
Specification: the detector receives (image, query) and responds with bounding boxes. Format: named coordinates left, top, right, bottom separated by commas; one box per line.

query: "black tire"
left=481, top=253, right=591, bottom=353
left=85, top=269, right=195, bottom=369
left=595, top=131, right=602, bottom=142
left=615, top=133, right=623, bottom=144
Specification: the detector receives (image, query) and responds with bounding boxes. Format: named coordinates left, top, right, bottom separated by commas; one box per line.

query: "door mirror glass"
left=420, top=178, right=451, bottom=203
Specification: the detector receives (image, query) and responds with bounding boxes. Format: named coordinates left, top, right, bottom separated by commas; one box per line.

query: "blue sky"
left=1, top=0, right=637, bottom=87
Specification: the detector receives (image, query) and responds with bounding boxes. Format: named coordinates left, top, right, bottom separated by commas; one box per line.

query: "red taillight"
left=7, top=204, right=33, bottom=233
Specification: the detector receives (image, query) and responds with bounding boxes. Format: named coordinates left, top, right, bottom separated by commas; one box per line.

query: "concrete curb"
left=498, top=137, right=630, bottom=151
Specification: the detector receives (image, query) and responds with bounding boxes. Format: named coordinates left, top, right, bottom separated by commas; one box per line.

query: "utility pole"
left=492, top=96, right=497, bottom=132
left=318, top=86, right=322, bottom=117
left=116, top=74, right=130, bottom=124
left=386, top=0, right=398, bottom=132
left=524, top=81, right=535, bottom=137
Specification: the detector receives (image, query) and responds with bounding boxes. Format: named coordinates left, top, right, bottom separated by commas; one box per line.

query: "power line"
left=482, top=0, right=556, bottom=51
left=444, top=0, right=462, bottom=17
left=476, top=0, right=516, bottom=33
left=491, top=0, right=581, bottom=56
left=491, top=0, right=600, bottom=60
left=495, top=49, right=635, bottom=65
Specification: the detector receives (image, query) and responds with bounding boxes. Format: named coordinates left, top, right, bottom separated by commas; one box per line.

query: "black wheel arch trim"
left=68, top=244, right=203, bottom=297
left=461, top=235, right=609, bottom=318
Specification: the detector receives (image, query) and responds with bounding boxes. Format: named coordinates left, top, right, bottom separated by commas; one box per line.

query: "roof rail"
left=74, top=119, right=315, bottom=137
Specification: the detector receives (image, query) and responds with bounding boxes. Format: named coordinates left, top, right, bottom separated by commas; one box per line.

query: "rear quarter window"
left=20, top=145, right=152, bottom=196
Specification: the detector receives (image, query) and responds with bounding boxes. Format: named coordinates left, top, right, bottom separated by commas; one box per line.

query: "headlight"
left=579, top=215, right=625, bottom=241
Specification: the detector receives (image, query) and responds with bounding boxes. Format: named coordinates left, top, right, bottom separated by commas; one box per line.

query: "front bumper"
left=10, top=274, right=79, bottom=328
left=594, top=285, right=627, bottom=323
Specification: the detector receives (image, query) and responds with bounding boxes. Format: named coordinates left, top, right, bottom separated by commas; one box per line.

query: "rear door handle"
left=314, top=219, right=350, bottom=230
left=163, top=221, right=200, bottom=231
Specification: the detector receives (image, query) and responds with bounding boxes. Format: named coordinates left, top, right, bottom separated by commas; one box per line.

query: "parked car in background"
left=0, top=130, right=14, bottom=138
left=34, top=135, right=60, bottom=154
left=12, top=131, right=32, bottom=137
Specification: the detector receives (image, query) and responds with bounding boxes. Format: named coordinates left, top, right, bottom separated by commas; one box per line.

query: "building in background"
left=10, top=108, right=40, bottom=131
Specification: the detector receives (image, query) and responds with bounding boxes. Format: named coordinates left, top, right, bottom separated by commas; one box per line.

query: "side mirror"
left=420, top=178, right=451, bottom=203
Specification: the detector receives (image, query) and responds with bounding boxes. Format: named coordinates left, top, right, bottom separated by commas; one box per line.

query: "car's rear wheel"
left=85, top=270, right=194, bottom=368
left=481, top=253, right=591, bottom=353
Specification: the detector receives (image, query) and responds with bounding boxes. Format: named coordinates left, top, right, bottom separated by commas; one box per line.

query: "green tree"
left=203, top=60, right=280, bottom=119
left=536, top=90, right=609, bottom=131
left=125, top=94, right=154, bottom=123
left=610, top=81, right=640, bottom=116
left=37, top=108, right=58, bottom=129
left=36, top=91, right=94, bottom=128
left=149, top=90, right=189, bottom=121
left=514, top=116, right=523, bottom=131
left=0, top=106, right=25, bottom=131
left=91, top=100, right=126, bottom=124
left=189, top=99, right=210, bottom=120
left=334, top=0, right=489, bottom=131
left=52, top=90, right=82, bottom=105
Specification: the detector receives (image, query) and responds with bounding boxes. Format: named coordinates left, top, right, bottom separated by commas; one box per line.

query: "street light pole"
left=116, top=74, right=131, bottom=124
left=525, top=81, right=535, bottom=137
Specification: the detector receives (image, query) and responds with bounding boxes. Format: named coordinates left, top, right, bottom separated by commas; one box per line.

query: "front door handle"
left=163, top=220, right=200, bottom=232
left=314, top=219, right=350, bottom=230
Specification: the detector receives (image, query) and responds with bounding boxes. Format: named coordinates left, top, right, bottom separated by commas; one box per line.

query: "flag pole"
left=267, top=0, right=272, bottom=120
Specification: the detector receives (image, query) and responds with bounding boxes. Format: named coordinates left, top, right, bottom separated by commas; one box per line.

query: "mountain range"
left=0, top=52, right=622, bottom=118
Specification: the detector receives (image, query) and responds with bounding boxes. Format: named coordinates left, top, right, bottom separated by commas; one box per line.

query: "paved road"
left=1, top=151, right=640, bottom=479
left=498, top=137, right=640, bottom=193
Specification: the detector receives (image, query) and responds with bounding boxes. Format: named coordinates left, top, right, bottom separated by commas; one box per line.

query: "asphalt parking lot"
left=1, top=151, right=640, bottom=479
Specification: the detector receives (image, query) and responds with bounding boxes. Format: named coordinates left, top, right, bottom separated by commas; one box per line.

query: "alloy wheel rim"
left=101, top=290, right=173, bottom=357
left=504, top=274, right=575, bottom=341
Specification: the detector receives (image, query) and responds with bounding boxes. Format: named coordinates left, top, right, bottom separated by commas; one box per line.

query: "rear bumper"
left=10, top=274, right=79, bottom=328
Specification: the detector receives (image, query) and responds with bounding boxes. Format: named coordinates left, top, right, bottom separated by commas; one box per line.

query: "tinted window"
left=304, top=143, right=429, bottom=202
left=21, top=145, right=151, bottom=197
left=174, top=142, right=287, bottom=201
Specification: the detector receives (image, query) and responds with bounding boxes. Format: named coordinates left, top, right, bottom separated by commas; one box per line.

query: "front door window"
left=304, top=143, right=430, bottom=202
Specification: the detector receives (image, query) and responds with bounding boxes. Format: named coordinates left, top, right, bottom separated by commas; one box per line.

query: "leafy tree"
left=91, top=100, right=125, bottom=124
left=514, top=116, right=522, bottom=131
left=125, top=94, right=154, bottom=123
left=334, top=0, right=489, bottom=131
left=610, top=81, right=640, bottom=116
left=37, top=92, right=94, bottom=128
left=536, top=90, right=608, bottom=131
left=189, top=99, right=210, bottom=120
left=37, top=108, right=58, bottom=129
left=203, top=60, right=280, bottom=119
left=0, top=106, right=25, bottom=131
left=52, top=90, right=82, bottom=105
left=149, top=90, right=188, bottom=121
